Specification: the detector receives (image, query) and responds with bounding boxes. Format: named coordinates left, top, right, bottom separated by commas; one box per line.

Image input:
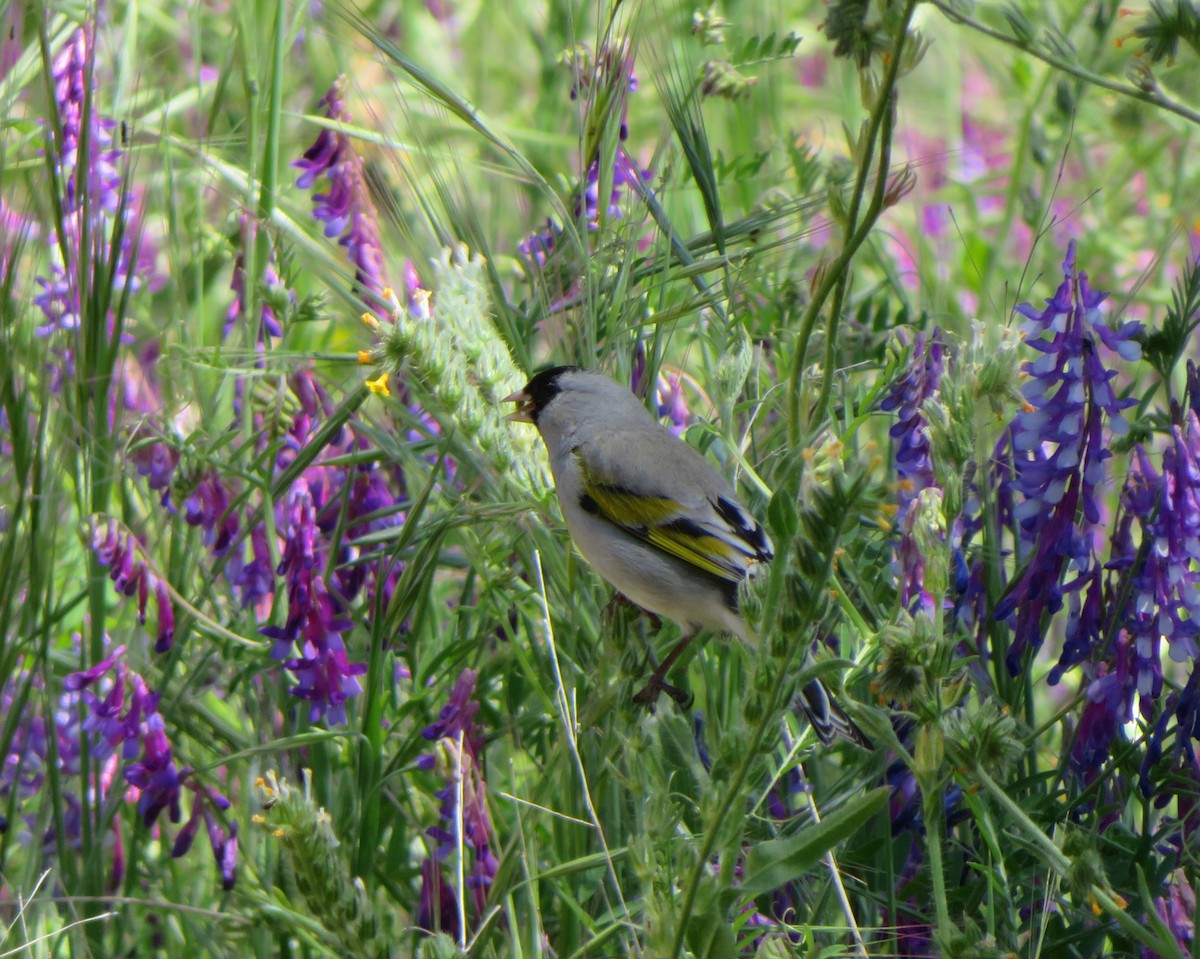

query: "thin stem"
left=930, top=0, right=1200, bottom=128
left=971, top=765, right=1186, bottom=958
left=787, top=0, right=918, bottom=445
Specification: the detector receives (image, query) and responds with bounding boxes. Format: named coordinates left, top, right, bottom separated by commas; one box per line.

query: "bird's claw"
left=632, top=674, right=692, bottom=712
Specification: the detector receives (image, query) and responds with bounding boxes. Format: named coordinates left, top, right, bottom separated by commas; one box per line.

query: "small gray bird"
left=505, top=365, right=869, bottom=747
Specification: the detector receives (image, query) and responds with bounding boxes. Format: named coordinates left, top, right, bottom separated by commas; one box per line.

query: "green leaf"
left=739, top=787, right=889, bottom=899
left=685, top=876, right=739, bottom=959
left=766, top=489, right=799, bottom=543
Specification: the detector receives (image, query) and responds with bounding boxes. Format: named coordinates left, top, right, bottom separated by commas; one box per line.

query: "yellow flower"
left=365, top=372, right=391, bottom=397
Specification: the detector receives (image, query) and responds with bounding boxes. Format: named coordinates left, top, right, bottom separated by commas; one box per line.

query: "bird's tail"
left=798, top=678, right=873, bottom=750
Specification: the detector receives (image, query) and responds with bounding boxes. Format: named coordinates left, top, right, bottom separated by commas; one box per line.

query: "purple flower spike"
left=417, top=857, right=460, bottom=938
left=129, top=436, right=180, bottom=510
left=1143, top=872, right=1196, bottom=958
left=420, top=669, right=496, bottom=928
left=65, top=645, right=127, bottom=691
left=881, top=331, right=944, bottom=522
left=261, top=483, right=366, bottom=724
left=49, top=27, right=122, bottom=219
left=1070, top=635, right=1134, bottom=773
left=655, top=371, right=692, bottom=435
left=207, top=816, right=238, bottom=891
left=184, top=474, right=239, bottom=556
left=225, top=215, right=287, bottom=343
left=880, top=331, right=945, bottom=611
left=994, top=242, right=1142, bottom=677
left=35, top=26, right=158, bottom=344
left=126, top=718, right=187, bottom=827
left=87, top=519, right=176, bottom=652
left=422, top=668, right=482, bottom=753
left=294, top=77, right=387, bottom=305
left=1133, top=412, right=1200, bottom=794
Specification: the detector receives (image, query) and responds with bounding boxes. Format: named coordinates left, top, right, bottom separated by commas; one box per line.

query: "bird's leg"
left=603, top=592, right=662, bottom=631
left=633, top=629, right=698, bottom=711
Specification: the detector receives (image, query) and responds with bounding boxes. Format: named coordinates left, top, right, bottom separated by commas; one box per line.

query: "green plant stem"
left=971, top=765, right=1186, bottom=958
left=667, top=671, right=787, bottom=959
left=930, top=0, right=1200, bottom=128
left=924, top=796, right=953, bottom=941
left=786, top=0, right=917, bottom=446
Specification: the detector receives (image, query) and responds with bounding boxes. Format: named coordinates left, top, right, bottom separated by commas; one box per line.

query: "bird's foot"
left=632, top=673, right=693, bottom=712
left=603, top=593, right=662, bottom=631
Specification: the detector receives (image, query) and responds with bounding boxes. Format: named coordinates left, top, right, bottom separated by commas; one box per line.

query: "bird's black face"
left=504, top=365, right=578, bottom=424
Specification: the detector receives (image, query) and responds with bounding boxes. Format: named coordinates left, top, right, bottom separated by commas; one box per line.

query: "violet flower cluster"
left=293, top=76, right=387, bottom=310
left=629, top=344, right=696, bottom=434
left=993, top=241, right=1142, bottom=678
left=33, top=25, right=157, bottom=349
left=880, top=330, right=944, bottom=612
left=518, top=40, right=653, bottom=292
left=1, top=646, right=236, bottom=891
left=69, top=646, right=238, bottom=890
left=89, top=517, right=175, bottom=653
left=1131, top=405, right=1200, bottom=798
left=124, top=77, right=411, bottom=723
left=416, top=669, right=498, bottom=937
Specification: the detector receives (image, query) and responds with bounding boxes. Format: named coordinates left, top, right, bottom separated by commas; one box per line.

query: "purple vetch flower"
left=34, top=26, right=157, bottom=344
left=128, top=428, right=180, bottom=511
left=420, top=669, right=497, bottom=924
left=880, top=331, right=944, bottom=523
left=880, top=331, right=945, bottom=611
left=224, top=214, right=287, bottom=343
left=88, top=518, right=175, bottom=652
left=1070, top=635, right=1134, bottom=774
left=567, top=39, right=640, bottom=144
left=184, top=473, right=239, bottom=557
left=519, top=150, right=653, bottom=261
left=655, top=370, right=692, bottom=435
left=294, top=77, right=387, bottom=309
left=47, top=26, right=122, bottom=219
left=283, top=591, right=364, bottom=726
left=171, top=783, right=237, bottom=889
left=518, top=40, right=652, bottom=290
left=1143, top=414, right=1200, bottom=664
left=993, top=241, right=1142, bottom=677
left=209, top=817, right=239, bottom=891
left=261, top=483, right=366, bottom=724
left=1143, top=872, right=1195, bottom=959
left=1134, top=414, right=1200, bottom=795
left=576, top=150, right=653, bottom=225
left=416, top=856, right=460, bottom=938
left=228, top=522, right=276, bottom=614
left=55, top=647, right=239, bottom=887
left=125, top=709, right=187, bottom=826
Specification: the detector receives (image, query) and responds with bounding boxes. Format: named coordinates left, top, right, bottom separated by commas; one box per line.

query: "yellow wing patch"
left=645, top=526, right=743, bottom=580
left=580, top=471, right=746, bottom=581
